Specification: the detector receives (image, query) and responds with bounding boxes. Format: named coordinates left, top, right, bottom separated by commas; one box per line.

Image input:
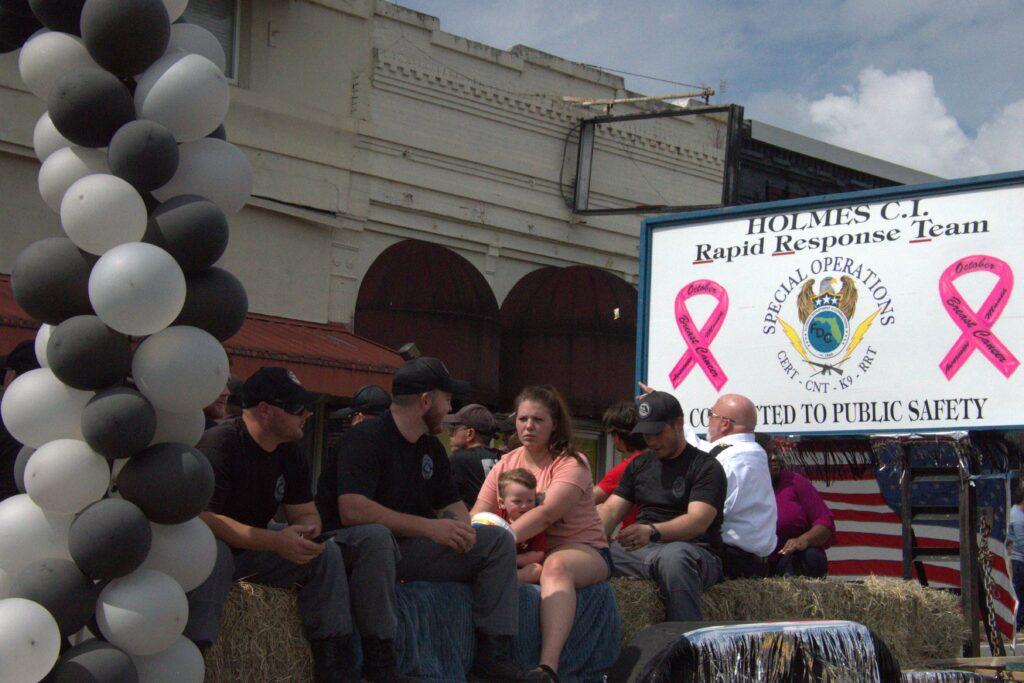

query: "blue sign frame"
left=635, top=170, right=1024, bottom=434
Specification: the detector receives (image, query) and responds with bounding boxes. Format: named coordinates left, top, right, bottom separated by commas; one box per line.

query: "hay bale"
left=204, top=582, right=312, bottom=683
left=611, top=576, right=965, bottom=668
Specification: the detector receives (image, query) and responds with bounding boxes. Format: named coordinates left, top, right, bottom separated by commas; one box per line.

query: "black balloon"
left=12, top=558, right=98, bottom=637
left=0, top=0, right=34, bottom=17
left=117, top=442, right=214, bottom=524
left=48, top=68, right=135, bottom=148
left=13, top=445, right=32, bottom=493
left=50, top=640, right=138, bottom=683
left=174, top=267, right=248, bottom=341
left=207, top=123, right=226, bottom=140
left=0, top=5, right=41, bottom=53
left=69, top=498, right=152, bottom=581
left=108, top=119, right=179, bottom=192
left=28, top=0, right=84, bottom=34
left=82, top=388, right=157, bottom=460
left=145, top=195, right=229, bottom=272
left=11, top=237, right=95, bottom=324
left=80, top=0, right=169, bottom=76
left=47, top=315, right=132, bottom=390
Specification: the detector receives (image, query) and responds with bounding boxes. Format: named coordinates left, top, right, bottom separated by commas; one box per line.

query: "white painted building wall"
left=0, top=0, right=728, bottom=326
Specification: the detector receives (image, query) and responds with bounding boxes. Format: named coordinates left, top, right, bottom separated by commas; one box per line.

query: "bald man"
left=707, top=394, right=778, bottom=578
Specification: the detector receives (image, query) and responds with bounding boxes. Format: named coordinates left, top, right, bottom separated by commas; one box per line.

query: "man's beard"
left=424, top=401, right=446, bottom=434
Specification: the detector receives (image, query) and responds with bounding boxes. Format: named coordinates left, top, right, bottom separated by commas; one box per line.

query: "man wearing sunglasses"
left=186, top=367, right=357, bottom=682
left=706, top=394, right=778, bottom=579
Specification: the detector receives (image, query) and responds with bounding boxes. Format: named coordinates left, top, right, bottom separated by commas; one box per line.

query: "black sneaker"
left=470, top=634, right=548, bottom=682
left=310, top=635, right=356, bottom=683
left=360, top=636, right=421, bottom=683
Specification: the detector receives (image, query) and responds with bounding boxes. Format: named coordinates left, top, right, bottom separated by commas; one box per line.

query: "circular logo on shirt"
left=421, top=454, right=434, bottom=480
left=275, top=475, right=286, bottom=503
left=671, top=476, right=686, bottom=499
left=638, top=402, right=651, bottom=418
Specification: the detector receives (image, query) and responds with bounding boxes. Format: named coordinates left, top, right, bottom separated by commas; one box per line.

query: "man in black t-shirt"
left=598, top=391, right=727, bottom=622
left=445, top=403, right=500, bottom=508
left=318, top=357, right=542, bottom=682
left=185, top=367, right=355, bottom=682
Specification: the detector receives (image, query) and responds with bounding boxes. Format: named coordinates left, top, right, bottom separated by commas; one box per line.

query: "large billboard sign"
left=637, top=172, right=1024, bottom=434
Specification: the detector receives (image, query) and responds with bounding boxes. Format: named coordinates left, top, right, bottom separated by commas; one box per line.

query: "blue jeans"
left=771, top=546, right=829, bottom=578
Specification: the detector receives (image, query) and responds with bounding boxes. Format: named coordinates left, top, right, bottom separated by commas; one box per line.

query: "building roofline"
left=749, top=120, right=943, bottom=185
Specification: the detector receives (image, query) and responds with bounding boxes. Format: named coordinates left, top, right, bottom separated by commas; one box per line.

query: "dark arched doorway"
left=499, top=265, right=637, bottom=420
left=354, top=240, right=500, bottom=405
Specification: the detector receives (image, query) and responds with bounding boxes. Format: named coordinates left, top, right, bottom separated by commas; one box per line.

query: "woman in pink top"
left=473, top=385, right=610, bottom=681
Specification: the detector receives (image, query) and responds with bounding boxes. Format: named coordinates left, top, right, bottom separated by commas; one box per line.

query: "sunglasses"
left=708, top=410, right=735, bottom=424
left=270, top=402, right=310, bottom=416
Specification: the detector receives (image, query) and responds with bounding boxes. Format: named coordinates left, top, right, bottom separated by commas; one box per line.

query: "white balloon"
left=88, top=243, right=187, bottom=336
left=33, top=113, right=72, bottom=162
left=19, top=30, right=100, bottom=100
left=152, top=138, right=252, bottom=214
left=149, top=409, right=205, bottom=447
left=136, top=52, right=229, bottom=142
left=162, top=0, right=188, bottom=22
left=34, top=324, right=52, bottom=368
left=0, top=368, right=93, bottom=448
left=167, top=24, right=226, bottom=73
left=0, top=598, right=62, bottom=683
left=140, top=518, right=216, bottom=592
left=132, top=327, right=228, bottom=413
left=131, top=635, right=204, bottom=683
left=61, top=174, right=148, bottom=255
left=96, top=569, right=188, bottom=656
left=0, top=495, right=73, bottom=576
left=25, top=439, right=110, bottom=514
left=38, top=146, right=109, bottom=212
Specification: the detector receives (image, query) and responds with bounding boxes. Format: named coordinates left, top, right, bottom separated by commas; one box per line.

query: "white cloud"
left=751, top=68, right=1024, bottom=179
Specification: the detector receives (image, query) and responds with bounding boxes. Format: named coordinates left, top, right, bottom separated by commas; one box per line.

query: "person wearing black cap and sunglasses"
left=598, top=391, right=727, bottom=623
left=185, top=367, right=357, bottom=682
left=317, top=357, right=543, bottom=682
left=330, top=384, right=390, bottom=427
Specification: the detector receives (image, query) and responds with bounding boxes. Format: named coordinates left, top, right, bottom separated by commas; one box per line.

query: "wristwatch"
left=647, top=523, right=661, bottom=543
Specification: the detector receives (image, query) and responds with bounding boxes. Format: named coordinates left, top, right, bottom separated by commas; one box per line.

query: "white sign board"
left=639, top=175, right=1024, bottom=434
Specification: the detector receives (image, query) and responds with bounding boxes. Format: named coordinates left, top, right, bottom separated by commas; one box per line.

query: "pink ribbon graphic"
left=669, top=279, right=729, bottom=391
left=938, top=254, right=1019, bottom=380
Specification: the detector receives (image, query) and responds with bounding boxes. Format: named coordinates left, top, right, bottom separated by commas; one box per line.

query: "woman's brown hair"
left=513, top=384, right=584, bottom=464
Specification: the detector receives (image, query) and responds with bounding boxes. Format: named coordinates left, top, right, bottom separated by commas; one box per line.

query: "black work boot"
left=360, top=636, right=421, bottom=682
left=471, top=633, right=547, bottom=682
left=310, top=635, right=357, bottom=682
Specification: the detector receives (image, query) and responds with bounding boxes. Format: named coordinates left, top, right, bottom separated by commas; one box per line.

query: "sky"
left=396, top=1, right=1024, bottom=179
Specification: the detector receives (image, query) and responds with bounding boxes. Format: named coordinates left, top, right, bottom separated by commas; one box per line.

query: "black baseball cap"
left=631, top=391, right=684, bottom=435
left=241, top=367, right=320, bottom=409
left=331, top=385, right=391, bottom=419
left=392, top=357, right=471, bottom=396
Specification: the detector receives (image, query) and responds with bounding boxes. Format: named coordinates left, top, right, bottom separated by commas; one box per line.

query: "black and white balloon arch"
left=0, top=0, right=251, bottom=678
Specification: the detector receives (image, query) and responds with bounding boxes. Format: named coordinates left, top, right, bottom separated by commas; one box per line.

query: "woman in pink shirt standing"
left=473, top=385, right=610, bottom=682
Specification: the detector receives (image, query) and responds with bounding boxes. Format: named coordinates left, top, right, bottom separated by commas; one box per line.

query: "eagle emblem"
left=779, top=275, right=879, bottom=375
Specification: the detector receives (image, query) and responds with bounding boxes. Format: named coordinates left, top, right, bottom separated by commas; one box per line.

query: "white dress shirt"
left=710, top=432, right=778, bottom=557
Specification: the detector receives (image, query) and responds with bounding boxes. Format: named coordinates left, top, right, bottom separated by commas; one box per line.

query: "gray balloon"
left=81, top=388, right=157, bottom=460
left=108, top=120, right=179, bottom=193
left=13, top=445, right=33, bottom=493
left=47, top=315, right=132, bottom=390
left=48, top=68, right=136, bottom=148
left=11, top=237, right=95, bottom=324
left=144, top=195, right=229, bottom=273
left=69, top=498, right=152, bottom=581
left=27, top=0, right=85, bottom=34
left=51, top=640, right=139, bottom=683
left=81, top=0, right=169, bottom=77
left=12, top=558, right=98, bottom=637
left=117, top=442, right=214, bottom=524
left=174, top=267, right=248, bottom=341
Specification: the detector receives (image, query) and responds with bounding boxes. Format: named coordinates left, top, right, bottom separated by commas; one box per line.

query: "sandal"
left=537, top=664, right=559, bottom=682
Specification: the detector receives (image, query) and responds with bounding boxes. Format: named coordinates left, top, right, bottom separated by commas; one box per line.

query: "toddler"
left=497, top=468, right=547, bottom=583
